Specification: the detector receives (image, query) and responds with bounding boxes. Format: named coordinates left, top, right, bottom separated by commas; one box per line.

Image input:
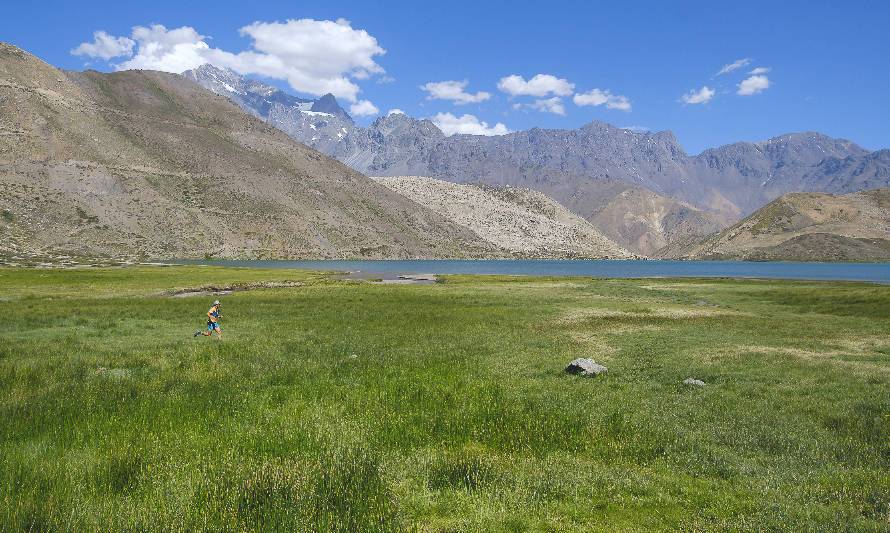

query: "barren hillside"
left=584, top=185, right=729, bottom=256
left=0, top=42, right=497, bottom=262
left=685, top=189, right=890, bottom=261
left=371, top=176, right=633, bottom=258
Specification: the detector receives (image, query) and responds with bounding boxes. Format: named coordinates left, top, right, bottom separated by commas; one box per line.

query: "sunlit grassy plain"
left=0, top=265, right=888, bottom=531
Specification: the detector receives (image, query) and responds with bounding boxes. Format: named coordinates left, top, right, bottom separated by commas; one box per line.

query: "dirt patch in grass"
left=568, top=332, right=619, bottom=353
left=167, top=280, right=305, bottom=298
left=707, top=343, right=890, bottom=375
left=639, top=282, right=734, bottom=291
left=592, top=323, right=666, bottom=334
left=561, top=306, right=743, bottom=322
left=831, top=336, right=890, bottom=354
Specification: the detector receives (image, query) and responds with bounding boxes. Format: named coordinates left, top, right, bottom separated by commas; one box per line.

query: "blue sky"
left=3, top=0, right=888, bottom=153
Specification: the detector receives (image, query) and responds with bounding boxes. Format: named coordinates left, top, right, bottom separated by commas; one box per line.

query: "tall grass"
left=0, top=267, right=887, bottom=530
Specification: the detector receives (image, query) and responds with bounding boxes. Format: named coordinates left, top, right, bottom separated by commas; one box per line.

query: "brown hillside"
left=685, top=188, right=890, bottom=261
left=0, top=42, right=496, bottom=261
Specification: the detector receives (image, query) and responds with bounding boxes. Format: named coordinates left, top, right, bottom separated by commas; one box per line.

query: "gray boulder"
left=683, top=378, right=706, bottom=387
left=566, top=358, right=608, bottom=377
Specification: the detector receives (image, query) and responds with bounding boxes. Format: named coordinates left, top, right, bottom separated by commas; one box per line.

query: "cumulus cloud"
left=497, top=74, right=574, bottom=97
left=530, top=97, right=566, bottom=115
left=749, top=67, right=771, bottom=75
left=71, top=30, right=135, bottom=60
left=680, top=85, right=715, bottom=105
left=513, top=97, right=566, bottom=115
left=73, top=19, right=386, bottom=102
left=116, top=25, right=210, bottom=73
left=717, top=58, right=751, bottom=76
left=421, top=80, right=490, bottom=104
left=737, top=74, right=770, bottom=95
left=573, top=88, right=632, bottom=111
left=387, top=108, right=405, bottom=115
left=226, top=18, right=385, bottom=102
left=606, top=96, right=632, bottom=111
left=431, top=112, right=510, bottom=136
left=350, top=100, right=379, bottom=117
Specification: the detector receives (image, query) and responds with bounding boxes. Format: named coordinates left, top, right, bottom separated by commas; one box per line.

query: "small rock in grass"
left=96, top=367, right=131, bottom=379
left=683, top=378, right=706, bottom=387
left=565, top=358, right=608, bottom=377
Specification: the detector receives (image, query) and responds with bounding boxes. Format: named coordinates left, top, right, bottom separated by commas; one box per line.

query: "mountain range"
left=0, top=43, right=500, bottom=261
left=2, top=46, right=887, bottom=262
left=183, top=65, right=890, bottom=256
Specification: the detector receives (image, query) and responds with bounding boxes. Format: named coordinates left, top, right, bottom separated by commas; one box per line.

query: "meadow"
left=0, top=265, right=888, bottom=531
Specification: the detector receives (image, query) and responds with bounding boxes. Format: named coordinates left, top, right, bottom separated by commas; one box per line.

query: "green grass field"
left=0, top=266, right=888, bottom=531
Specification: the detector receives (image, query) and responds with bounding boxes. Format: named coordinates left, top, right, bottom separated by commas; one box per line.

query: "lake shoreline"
left=166, top=258, right=890, bottom=284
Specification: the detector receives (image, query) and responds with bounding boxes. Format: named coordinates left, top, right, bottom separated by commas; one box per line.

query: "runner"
left=194, top=300, right=222, bottom=338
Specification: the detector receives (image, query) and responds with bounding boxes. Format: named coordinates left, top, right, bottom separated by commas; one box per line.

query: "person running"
left=194, top=300, right=222, bottom=338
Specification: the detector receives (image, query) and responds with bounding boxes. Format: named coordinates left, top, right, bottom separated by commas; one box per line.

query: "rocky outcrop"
left=565, top=358, right=608, bottom=377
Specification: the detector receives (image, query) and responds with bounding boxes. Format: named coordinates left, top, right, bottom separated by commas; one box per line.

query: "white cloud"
left=431, top=112, right=510, bottom=136
left=573, top=88, right=632, bottom=111
left=226, top=18, right=385, bottom=102
left=387, top=108, right=405, bottom=115
left=77, top=19, right=386, bottom=103
left=717, top=58, right=751, bottom=76
left=749, top=67, right=771, bottom=75
left=497, top=74, right=574, bottom=97
left=680, top=86, right=715, bottom=105
left=117, top=25, right=211, bottom=74
left=421, top=80, right=490, bottom=104
left=530, top=97, right=566, bottom=115
left=350, top=99, right=379, bottom=117
left=71, top=30, right=135, bottom=60
left=606, top=96, right=631, bottom=111
left=737, top=74, right=770, bottom=95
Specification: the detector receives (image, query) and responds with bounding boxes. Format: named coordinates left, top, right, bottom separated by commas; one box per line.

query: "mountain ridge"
left=5, top=48, right=887, bottom=262
left=0, top=43, right=499, bottom=261
left=183, top=64, right=889, bottom=221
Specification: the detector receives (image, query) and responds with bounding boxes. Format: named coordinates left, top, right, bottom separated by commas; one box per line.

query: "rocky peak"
left=372, top=112, right=443, bottom=138
left=181, top=64, right=256, bottom=100
left=650, top=129, right=681, bottom=146
left=180, top=65, right=357, bottom=152
left=191, top=63, right=234, bottom=78
left=310, top=93, right=352, bottom=123
left=756, top=131, right=866, bottom=161
left=579, top=120, right=613, bottom=132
